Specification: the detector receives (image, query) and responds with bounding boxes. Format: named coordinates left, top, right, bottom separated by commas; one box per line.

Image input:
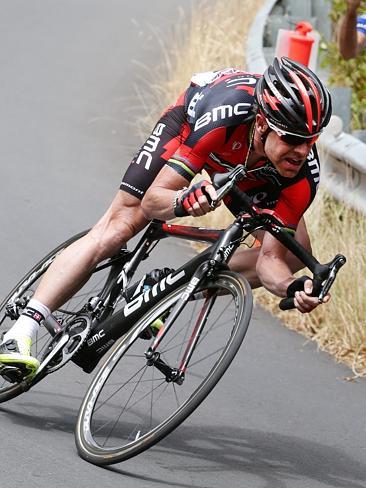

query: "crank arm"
left=36, top=333, right=70, bottom=376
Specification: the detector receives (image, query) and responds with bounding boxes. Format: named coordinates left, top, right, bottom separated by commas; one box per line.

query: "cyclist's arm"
left=256, top=179, right=328, bottom=312
left=256, top=232, right=327, bottom=313
left=142, top=166, right=217, bottom=220
left=142, top=126, right=227, bottom=220
left=142, top=166, right=191, bottom=221
left=338, top=3, right=366, bottom=59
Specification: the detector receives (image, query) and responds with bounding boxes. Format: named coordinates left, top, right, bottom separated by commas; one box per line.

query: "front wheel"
left=75, top=270, right=253, bottom=465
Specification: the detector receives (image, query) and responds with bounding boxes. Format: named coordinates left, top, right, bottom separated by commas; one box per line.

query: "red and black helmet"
left=255, top=57, right=332, bottom=137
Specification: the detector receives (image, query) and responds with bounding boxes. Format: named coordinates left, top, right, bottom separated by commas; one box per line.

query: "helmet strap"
left=243, top=122, right=256, bottom=169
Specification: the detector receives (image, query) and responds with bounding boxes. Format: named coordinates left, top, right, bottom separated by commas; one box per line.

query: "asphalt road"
left=0, top=2, right=365, bottom=487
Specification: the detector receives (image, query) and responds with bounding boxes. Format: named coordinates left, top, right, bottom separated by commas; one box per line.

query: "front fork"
left=144, top=223, right=242, bottom=384
left=145, top=230, right=242, bottom=385
left=145, top=260, right=216, bottom=384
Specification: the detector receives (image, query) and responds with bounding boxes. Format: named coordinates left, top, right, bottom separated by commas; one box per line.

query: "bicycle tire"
left=0, top=229, right=115, bottom=403
left=75, top=270, right=253, bottom=465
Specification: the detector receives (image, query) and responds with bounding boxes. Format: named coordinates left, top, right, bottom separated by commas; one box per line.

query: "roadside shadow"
left=0, top=390, right=81, bottom=433
left=106, top=423, right=366, bottom=488
left=1, top=395, right=365, bottom=488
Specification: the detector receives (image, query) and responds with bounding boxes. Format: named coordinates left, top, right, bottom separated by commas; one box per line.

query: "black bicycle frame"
left=72, top=221, right=227, bottom=373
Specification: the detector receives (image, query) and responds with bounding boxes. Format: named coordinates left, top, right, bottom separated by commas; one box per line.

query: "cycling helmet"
left=255, top=57, right=332, bottom=137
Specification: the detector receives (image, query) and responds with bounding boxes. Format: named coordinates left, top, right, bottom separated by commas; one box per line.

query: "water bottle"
left=124, top=268, right=174, bottom=302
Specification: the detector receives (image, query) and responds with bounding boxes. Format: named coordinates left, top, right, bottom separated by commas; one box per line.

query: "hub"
left=145, top=350, right=185, bottom=384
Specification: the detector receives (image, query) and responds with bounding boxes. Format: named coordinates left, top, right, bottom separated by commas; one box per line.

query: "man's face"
left=265, top=130, right=313, bottom=178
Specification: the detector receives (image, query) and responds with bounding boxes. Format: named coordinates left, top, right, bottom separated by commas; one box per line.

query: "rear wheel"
left=0, top=231, right=125, bottom=403
left=75, top=270, right=253, bottom=465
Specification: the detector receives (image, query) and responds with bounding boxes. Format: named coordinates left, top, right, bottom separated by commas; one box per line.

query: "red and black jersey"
left=166, top=69, right=320, bottom=230
left=121, top=68, right=321, bottom=230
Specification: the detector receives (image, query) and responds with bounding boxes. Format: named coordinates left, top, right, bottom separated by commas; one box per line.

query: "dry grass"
left=135, top=0, right=366, bottom=375
left=134, top=0, right=263, bottom=138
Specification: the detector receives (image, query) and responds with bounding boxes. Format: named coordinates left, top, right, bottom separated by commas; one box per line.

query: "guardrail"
left=245, top=0, right=366, bottom=215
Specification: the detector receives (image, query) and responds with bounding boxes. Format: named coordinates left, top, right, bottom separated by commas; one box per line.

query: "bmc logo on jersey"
left=194, top=103, right=251, bottom=131
left=307, top=149, right=320, bottom=187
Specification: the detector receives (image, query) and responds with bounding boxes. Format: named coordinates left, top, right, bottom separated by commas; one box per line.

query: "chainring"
left=41, top=314, right=92, bottom=373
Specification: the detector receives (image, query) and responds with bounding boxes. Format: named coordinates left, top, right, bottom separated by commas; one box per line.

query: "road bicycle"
left=0, top=164, right=346, bottom=465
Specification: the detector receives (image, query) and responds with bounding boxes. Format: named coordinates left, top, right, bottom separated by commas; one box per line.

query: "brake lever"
left=279, top=254, right=346, bottom=310
left=318, top=254, right=346, bottom=302
left=210, top=165, right=247, bottom=209
left=210, top=180, right=235, bottom=209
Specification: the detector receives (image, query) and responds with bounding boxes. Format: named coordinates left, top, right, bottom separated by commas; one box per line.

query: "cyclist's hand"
left=293, top=279, right=331, bottom=314
left=176, top=180, right=219, bottom=217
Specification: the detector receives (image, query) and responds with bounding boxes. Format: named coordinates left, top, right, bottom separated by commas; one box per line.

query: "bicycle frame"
left=72, top=220, right=227, bottom=373
left=92, top=221, right=224, bottom=319
left=73, top=195, right=345, bottom=376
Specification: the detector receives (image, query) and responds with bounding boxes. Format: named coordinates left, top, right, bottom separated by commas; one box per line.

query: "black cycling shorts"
left=120, top=104, right=186, bottom=200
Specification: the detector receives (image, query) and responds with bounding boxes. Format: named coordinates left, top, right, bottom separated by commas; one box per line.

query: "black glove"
left=174, top=180, right=212, bottom=217
left=286, top=275, right=312, bottom=298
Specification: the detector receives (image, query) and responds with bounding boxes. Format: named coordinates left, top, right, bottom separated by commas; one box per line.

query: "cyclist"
left=338, top=0, right=366, bottom=60
left=0, top=57, right=332, bottom=378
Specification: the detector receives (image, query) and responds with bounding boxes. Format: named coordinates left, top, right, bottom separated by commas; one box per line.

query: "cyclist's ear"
left=255, top=113, right=268, bottom=135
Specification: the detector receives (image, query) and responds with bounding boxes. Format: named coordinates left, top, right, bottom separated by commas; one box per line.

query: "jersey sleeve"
left=166, top=126, right=227, bottom=181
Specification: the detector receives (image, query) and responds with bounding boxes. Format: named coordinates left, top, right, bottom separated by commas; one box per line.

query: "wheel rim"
left=79, top=274, right=250, bottom=459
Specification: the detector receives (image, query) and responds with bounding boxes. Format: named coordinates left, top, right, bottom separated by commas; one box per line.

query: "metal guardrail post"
left=319, top=120, right=366, bottom=214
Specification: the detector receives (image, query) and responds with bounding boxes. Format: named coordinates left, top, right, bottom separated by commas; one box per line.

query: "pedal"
left=0, top=364, right=27, bottom=384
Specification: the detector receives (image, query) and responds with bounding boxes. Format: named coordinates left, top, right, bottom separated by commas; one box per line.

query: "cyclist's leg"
left=229, top=217, right=311, bottom=288
left=33, top=190, right=148, bottom=311
left=34, top=91, right=188, bottom=311
left=0, top=97, right=188, bottom=375
left=0, top=191, right=148, bottom=376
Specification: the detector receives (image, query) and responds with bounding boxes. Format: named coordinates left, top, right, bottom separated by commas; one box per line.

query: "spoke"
left=197, top=314, right=235, bottom=346
left=99, top=364, right=150, bottom=444
left=150, top=363, right=155, bottom=429
left=161, top=316, right=191, bottom=350
left=172, top=381, right=181, bottom=409
left=172, top=298, right=198, bottom=368
left=197, top=302, right=235, bottom=347
left=93, top=363, right=148, bottom=415
left=114, top=376, right=169, bottom=417
left=188, top=345, right=225, bottom=369
left=106, top=376, right=166, bottom=387
left=95, top=377, right=167, bottom=441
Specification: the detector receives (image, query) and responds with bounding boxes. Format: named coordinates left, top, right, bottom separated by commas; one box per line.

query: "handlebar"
left=209, top=165, right=347, bottom=310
